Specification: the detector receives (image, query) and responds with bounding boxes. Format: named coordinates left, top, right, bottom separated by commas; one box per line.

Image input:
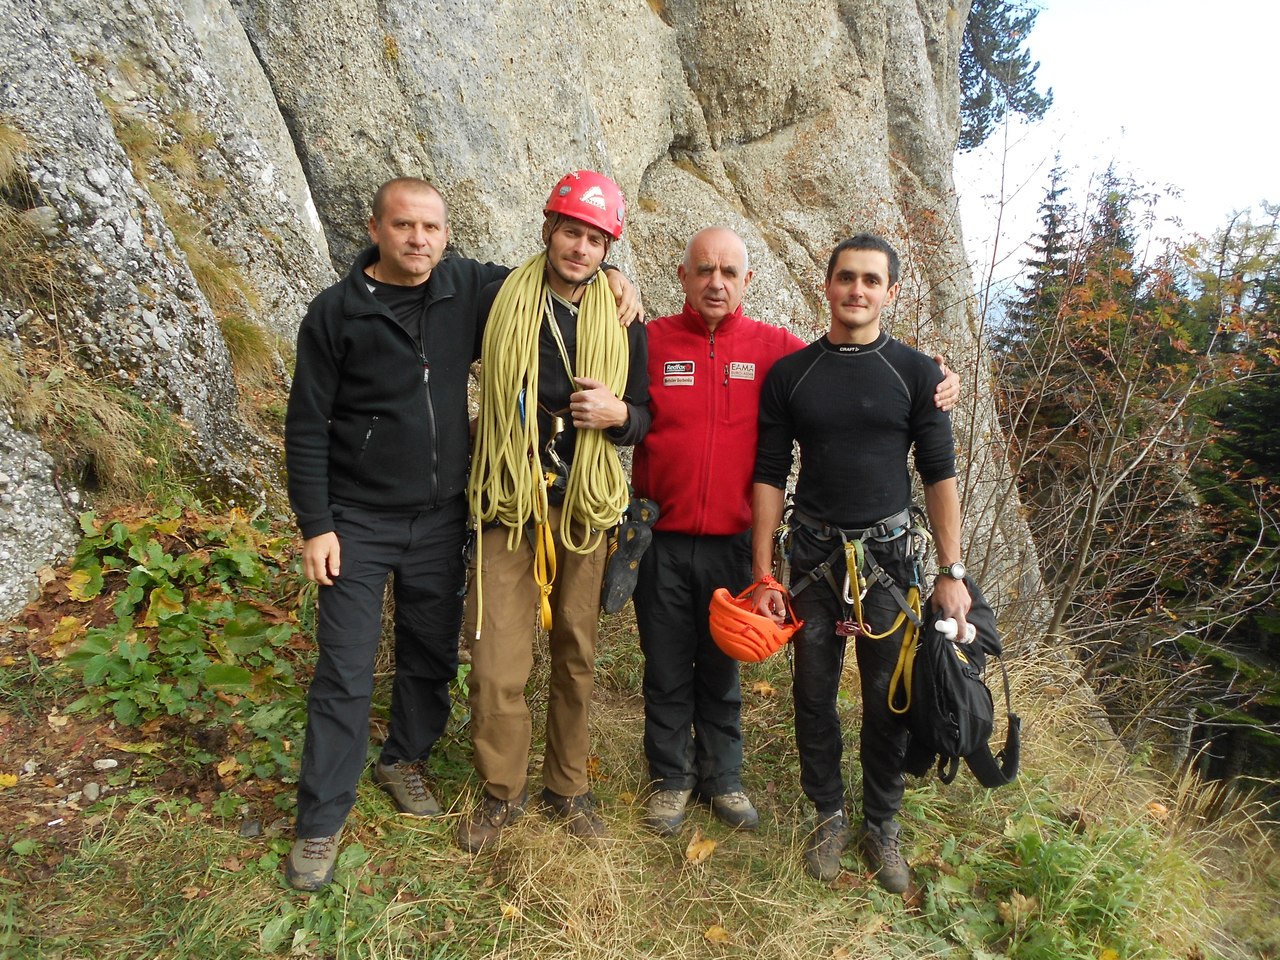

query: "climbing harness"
left=785, top=505, right=930, bottom=712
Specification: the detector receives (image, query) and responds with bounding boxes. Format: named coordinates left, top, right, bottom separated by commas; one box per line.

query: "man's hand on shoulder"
left=302, top=531, right=341, bottom=586
left=604, top=268, right=643, bottom=327
left=933, top=354, right=960, bottom=411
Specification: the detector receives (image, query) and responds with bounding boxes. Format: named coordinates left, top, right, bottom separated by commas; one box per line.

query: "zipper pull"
left=422, top=361, right=430, bottom=384
left=723, top=363, right=729, bottom=386
left=709, top=332, right=716, bottom=359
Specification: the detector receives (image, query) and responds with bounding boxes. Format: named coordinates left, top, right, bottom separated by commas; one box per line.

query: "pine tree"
left=959, top=0, right=1054, bottom=151
left=998, top=160, right=1074, bottom=350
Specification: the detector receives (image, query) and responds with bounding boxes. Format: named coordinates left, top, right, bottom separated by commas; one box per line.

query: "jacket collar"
left=344, top=245, right=458, bottom=315
left=679, top=299, right=745, bottom=337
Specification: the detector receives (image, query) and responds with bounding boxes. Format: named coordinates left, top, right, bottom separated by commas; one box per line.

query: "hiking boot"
left=286, top=830, right=341, bottom=892
left=803, top=810, right=849, bottom=883
left=541, top=788, right=608, bottom=842
left=644, top=787, right=693, bottom=836
left=859, top=818, right=910, bottom=893
left=373, top=760, right=442, bottom=817
left=708, top=790, right=759, bottom=830
left=457, top=789, right=527, bottom=853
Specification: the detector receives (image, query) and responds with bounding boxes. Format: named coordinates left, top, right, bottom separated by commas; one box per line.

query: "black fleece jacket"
left=285, top=246, right=509, bottom=539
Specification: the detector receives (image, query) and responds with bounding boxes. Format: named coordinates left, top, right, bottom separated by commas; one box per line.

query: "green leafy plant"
left=58, top=505, right=309, bottom=779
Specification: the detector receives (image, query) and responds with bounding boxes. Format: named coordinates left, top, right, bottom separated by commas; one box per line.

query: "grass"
left=1, top=506, right=1277, bottom=958
left=0, top=341, right=195, bottom=504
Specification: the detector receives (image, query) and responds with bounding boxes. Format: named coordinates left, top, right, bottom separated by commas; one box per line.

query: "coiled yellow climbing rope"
left=467, top=251, right=631, bottom=634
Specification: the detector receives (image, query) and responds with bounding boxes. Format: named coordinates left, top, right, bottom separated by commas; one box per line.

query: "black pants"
left=633, top=530, right=751, bottom=795
left=788, top=525, right=915, bottom=822
left=295, top=498, right=467, bottom=837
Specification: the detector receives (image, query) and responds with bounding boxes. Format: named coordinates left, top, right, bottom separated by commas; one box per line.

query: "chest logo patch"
left=663, top=360, right=695, bottom=386
left=728, top=362, right=756, bottom=381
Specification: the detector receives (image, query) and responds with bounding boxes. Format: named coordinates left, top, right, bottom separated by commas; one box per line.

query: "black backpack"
left=896, top=578, right=1021, bottom=788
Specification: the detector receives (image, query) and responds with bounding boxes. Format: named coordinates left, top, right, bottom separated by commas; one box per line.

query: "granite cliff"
left=0, top=0, right=1037, bottom=617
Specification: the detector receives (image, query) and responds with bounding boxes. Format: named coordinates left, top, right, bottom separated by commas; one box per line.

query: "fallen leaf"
left=585, top=755, right=604, bottom=779
left=181, top=886, right=210, bottom=900
left=217, top=757, right=243, bottom=779
left=1145, top=801, right=1170, bottom=821
left=0, top=773, right=17, bottom=789
left=500, top=902, right=523, bottom=921
left=47, top=710, right=70, bottom=730
left=685, top=827, right=717, bottom=864
left=1099, top=950, right=1120, bottom=960
left=833, top=948, right=852, bottom=959
left=749, top=680, right=777, bottom=697
left=703, top=925, right=731, bottom=943
left=219, top=857, right=244, bottom=873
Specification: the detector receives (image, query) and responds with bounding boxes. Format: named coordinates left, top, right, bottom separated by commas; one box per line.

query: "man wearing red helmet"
left=631, top=227, right=959, bottom=838
left=458, top=170, right=651, bottom=851
left=283, top=177, right=639, bottom=892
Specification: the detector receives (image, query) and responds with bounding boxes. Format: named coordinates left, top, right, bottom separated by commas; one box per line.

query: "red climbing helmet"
left=544, top=170, right=626, bottom=240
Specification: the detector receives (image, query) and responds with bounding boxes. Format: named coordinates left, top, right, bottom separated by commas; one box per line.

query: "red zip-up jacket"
left=632, top=301, right=806, bottom=536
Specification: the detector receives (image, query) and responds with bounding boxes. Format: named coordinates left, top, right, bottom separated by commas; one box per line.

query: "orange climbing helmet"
left=708, top=577, right=803, bottom=663
left=544, top=169, right=626, bottom=239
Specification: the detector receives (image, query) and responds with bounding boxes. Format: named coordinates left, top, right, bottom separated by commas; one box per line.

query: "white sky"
left=954, top=0, right=1279, bottom=295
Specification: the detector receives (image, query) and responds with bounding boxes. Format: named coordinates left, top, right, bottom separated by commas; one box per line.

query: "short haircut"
left=371, top=178, right=448, bottom=221
left=826, top=233, right=900, bottom=285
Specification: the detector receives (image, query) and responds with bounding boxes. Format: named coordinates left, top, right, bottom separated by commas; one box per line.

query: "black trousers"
left=633, top=530, right=751, bottom=795
left=295, top=498, right=467, bottom=838
left=788, top=525, right=915, bottom=822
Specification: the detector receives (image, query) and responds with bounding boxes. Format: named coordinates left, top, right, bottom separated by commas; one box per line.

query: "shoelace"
left=716, top=791, right=750, bottom=806
left=875, top=829, right=903, bottom=866
left=401, top=769, right=430, bottom=803
left=482, top=797, right=512, bottom=824
left=301, top=836, right=335, bottom=859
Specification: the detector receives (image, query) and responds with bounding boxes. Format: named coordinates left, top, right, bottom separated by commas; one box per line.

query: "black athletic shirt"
left=752, top=332, right=955, bottom=529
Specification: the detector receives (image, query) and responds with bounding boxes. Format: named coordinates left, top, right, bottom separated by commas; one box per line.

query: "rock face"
left=0, top=0, right=1040, bottom=617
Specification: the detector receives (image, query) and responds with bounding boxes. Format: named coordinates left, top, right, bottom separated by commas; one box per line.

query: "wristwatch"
left=939, top=562, right=966, bottom=581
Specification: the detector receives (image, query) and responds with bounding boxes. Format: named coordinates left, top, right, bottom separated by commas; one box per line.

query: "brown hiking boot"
left=541, top=788, right=608, bottom=842
left=286, top=830, right=341, bottom=892
left=373, top=760, right=442, bottom=817
left=858, top=818, right=910, bottom=893
left=457, top=789, right=527, bottom=853
left=803, top=810, right=849, bottom=882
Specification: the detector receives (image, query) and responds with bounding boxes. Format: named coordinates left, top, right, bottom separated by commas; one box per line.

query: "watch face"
left=947, top=562, right=966, bottom=581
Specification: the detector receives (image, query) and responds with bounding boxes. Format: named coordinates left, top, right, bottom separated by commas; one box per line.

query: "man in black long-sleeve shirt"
left=750, top=234, right=971, bottom=893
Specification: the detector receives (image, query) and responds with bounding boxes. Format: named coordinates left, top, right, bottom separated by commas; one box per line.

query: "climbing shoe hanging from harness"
left=601, top=496, right=659, bottom=614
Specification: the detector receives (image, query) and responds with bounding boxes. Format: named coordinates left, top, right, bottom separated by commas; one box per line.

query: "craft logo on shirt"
left=580, top=185, right=606, bottom=209
left=728, top=362, right=756, bottom=381
left=663, top=360, right=695, bottom=386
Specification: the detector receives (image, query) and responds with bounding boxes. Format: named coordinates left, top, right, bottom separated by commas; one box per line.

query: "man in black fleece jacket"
left=283, top=177, right=637, bottom=891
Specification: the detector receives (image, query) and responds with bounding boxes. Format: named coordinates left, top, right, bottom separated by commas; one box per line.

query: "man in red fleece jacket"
left=630, top=227, right=958, bottom=835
